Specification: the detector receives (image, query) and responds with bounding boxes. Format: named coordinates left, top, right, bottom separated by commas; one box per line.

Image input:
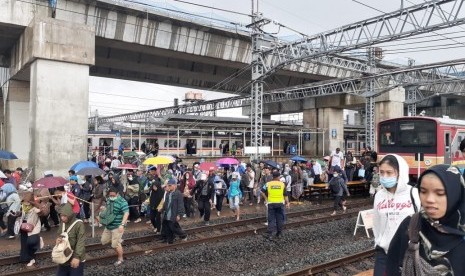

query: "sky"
left=90, top=0, right=465, bottom=118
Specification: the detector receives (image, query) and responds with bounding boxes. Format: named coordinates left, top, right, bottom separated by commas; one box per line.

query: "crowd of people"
left=0, top=139, right=464, bottom=276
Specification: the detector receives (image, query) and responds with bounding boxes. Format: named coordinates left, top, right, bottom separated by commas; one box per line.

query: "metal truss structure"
left=89, top=59, right=465, bottom=126
left=242, top=0, right=465, bottom=149
left=254, top=0, right=465, bottom=84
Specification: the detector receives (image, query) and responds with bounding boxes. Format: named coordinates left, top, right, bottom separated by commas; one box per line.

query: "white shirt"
left=247, top=170, right=255, bottom=188
left=313, top=162, right=322, bottom=175
left=330, top=151, right=344, bottom=167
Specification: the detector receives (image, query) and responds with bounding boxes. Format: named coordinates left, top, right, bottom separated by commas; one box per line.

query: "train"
left=377, top=116, right=465, bottom=177
left=87, top=129, right=301, bottom=157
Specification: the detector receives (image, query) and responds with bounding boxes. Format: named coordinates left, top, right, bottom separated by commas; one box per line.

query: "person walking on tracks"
left=372, top=154, right=420, bottom=276
left=327, top=168, right=350, bottom=216
left=386, top=164, right=465, bottom=276
left=56, top=203, right=86, bottom=276
left=99, top=186, right=129, bottom=266
left=261, top=169, right=290, bottom=240
left=160, top=178, right=187, bottom=244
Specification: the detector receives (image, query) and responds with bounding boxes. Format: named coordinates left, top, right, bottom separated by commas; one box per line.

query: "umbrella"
left=0, top=150, right=18, bottom=160
left=0, top=171, right=6, bottom=178
left=290, top=156, right=307, bottom=162
left=117, top=163, right=138, bottom=170
left=216, top=157, right=240, bottom=165
left=70, top=161, right=98, bottom=172
left=157, top=155, right=177, bottom=163
left=76, top=167, right=106, bottom=177
left=123, top=151, right=138, bottom=158
left=263, top=160, right=280, bottom=169
left=143, top=156, right=173, bottom=165
left=199, top=162, right=218, bottom=171
left=33, top=176, right=68, bottom=189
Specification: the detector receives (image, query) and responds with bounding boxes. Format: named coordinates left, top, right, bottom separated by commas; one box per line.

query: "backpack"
left=51, top=219, right=82, bottom=264
left=99, top=202, right=116, bottom=226
left=329, top=178, right=342, bottom=194
left=240, top=173, right=250, bottom=188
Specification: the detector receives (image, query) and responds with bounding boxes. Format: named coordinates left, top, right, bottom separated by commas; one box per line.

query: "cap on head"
left=69, top=175, right=78, bottom=182
left=167, top=178, right=177, bottom=185
left=232, top=172, right=239, bottom=179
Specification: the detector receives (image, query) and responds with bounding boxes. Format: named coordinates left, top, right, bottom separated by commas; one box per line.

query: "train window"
left=398, top=121, right=436, bottom=147
left=379, top=122, right=396, bottom=145
left=202, top=140, right=216, bottom=148
left=164, top=140, right=178, bottom=148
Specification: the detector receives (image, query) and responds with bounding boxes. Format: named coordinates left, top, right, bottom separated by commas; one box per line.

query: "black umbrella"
left=76, top=167, right=106, bottom=177
left=263, top=160, right=280, bottom=169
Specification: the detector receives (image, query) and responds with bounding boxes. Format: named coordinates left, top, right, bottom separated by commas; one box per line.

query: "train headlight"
left=424, top=159, right=431, bottom=166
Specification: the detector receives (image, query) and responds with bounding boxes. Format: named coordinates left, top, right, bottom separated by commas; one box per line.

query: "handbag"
left=20, top=222, right=35, bottom=232
left=99, top=202, right=116, bottom=226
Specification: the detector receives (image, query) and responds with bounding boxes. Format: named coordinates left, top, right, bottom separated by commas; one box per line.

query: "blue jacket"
left=228, top=179, right=242, bottom=199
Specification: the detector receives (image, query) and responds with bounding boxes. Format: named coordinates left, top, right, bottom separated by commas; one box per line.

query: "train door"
left=444, top=131, right=451, bottom=164
left=185, top=139, right=197, bottom=155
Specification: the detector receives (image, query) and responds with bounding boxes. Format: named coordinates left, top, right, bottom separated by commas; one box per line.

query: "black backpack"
left=329, top=178, right=342, bottom=194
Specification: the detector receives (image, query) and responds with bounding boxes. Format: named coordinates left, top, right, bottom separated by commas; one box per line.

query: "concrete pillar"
left=8, top=17, right=95, bottom=178
left=4, top=80, right=30, bottom=169
left=29, top=59, right=89, bottom=177
left=303, top=108, right=344, bottom=157
left=374, top=87, right=405, bottom=151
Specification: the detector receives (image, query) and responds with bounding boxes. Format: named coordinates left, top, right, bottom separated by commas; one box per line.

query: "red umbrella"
left=216, top=157, right=240, bottom=165
left=117, top=164, right=138, bottom=170
left=199, top=162, right=218, bottom=171
left=33, top=176, right=68, bottom=189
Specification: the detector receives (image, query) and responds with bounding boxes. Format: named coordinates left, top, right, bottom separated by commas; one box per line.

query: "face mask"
left=108, top=196, right=117, bottom=201
left=380, top=177, right=397, bottom=188
left=128, top=176, right=133, bottom=181
left=333, top=173, right=339, bottom=178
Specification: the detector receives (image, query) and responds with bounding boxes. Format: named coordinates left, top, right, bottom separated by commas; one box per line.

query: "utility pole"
left=406, top=59, right=417, bottom=117
left=247, top=0, right=269, bottom=160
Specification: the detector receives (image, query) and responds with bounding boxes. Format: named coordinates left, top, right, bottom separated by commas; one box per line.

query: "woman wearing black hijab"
left=386, top=164, right=465, bottom=276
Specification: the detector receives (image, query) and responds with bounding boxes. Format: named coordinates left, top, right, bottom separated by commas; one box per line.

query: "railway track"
left=1, top=200, right=372, bottom=276
left=282, top=249, right=375, bottom=276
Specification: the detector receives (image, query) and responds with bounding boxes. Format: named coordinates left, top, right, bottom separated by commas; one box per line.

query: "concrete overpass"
left=0, top=0, right=375, bottom=177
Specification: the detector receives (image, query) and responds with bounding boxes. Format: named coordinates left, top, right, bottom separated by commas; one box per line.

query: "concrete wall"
left=29, top=59, right=89, bottom=178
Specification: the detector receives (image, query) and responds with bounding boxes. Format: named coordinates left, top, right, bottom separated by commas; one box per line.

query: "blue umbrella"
left=290, top=156, right=307, bottom=162
left=70, top=161, right=98, bottom=172
left=0, top=150, right=18, bottom=160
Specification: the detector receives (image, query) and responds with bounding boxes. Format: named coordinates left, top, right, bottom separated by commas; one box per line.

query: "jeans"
left=374, top=247, right=387, bottom=276
left=128, top=196, right=140, bottom=221
left=267, top=203, right=285, bottom=236
left=197, top=200, right=211, bottom=221
left=7, top=215, right=16, bottom=236
left=184, top=198, right=194, bottom=217
left=333, top=195, right=343, bottom=211
left=56, top=262, right=85, bottom=276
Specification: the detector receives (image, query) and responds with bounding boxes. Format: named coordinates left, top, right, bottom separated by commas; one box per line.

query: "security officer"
left=261, top=169, right=290, bottom=240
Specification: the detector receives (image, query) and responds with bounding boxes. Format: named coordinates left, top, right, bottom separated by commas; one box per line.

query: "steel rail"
left=0, top=199, right=371, bottom=266
left=2, top=209, right=362, bottom=276
left=281, top=249, right=375, bottom=276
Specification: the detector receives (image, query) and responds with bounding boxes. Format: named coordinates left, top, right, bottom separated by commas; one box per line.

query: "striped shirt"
left=106, top=195, right=129, bottom=230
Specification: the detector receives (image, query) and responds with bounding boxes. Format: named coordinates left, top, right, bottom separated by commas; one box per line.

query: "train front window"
left=379, top=119, right=437, bottom=154
left=398, top=121, right=436, bottom=147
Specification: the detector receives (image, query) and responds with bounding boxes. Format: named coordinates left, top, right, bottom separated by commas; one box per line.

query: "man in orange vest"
left=261, top=169, right=290, bottom=240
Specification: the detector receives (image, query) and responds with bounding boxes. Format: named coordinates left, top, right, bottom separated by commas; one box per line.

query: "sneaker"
left=41, top=227, right=47, bottom=232
left=331, top=211, right=336, bottom=216
left=182, top=214, right=187, bottom=218
left=134, top=218, right=142, bottom=223
left=181, top=235, right=188, bottom=241
left=26, top=259, right=36, bottom=267
left=39, top=237, right=44, bottom=249
left=146, top=220, right=151, bottom=224
left=7, top=236, right=15, bottom=239
left=343, top=206, right=347, bottom=213
left=114, top=260, right=123, bottom=266
left=217, top=211, right=220, bottom=217
left=204, top=222, right=210, bottom=226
